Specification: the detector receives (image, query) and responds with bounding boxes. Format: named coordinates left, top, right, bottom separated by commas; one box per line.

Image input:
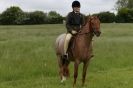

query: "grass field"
left=0, top=23, right=133, bottom=88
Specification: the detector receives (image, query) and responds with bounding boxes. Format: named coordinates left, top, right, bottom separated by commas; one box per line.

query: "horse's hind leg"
left=82, top=60, right=89, bottom=86
left=57, top=55, right=68, bottom=83
left=61, top=57, right=70, bottom=83
left=57, top=55, right=63, bottom=80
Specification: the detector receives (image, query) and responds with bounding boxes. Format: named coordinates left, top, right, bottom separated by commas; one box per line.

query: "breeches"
left=64, top=33, right=72, bottom=54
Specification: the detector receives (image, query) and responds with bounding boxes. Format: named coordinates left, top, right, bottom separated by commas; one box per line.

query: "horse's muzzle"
left=93, top=29, right=101, bottom=37
left=95, top=31, right=101, bottom=37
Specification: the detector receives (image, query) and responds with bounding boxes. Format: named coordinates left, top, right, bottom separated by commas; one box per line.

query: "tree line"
left=93, top=8, right=133, bottom=23
left=94, top=0, right=133, bottom=23
left=0, top=6, right=63, bottom=25
left=0, top=0, right=133, bottom=24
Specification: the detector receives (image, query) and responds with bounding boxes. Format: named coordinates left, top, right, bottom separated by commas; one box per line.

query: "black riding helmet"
left=72, top=1, right=80, bottom=8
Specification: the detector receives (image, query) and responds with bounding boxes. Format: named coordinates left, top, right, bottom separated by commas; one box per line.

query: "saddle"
left=67, top=35, right=77, bottom=58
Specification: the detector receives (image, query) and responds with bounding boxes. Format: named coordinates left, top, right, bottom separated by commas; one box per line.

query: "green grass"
left=0, top=23, right=133, bottom=88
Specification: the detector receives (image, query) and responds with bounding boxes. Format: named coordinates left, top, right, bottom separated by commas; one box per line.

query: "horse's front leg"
left=82, top=60, right=90, bottom=86
left=73, top=60, right=80, bottom=87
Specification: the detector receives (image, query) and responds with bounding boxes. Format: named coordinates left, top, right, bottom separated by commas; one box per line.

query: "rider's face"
left=73, top=7, right=80, bottom=13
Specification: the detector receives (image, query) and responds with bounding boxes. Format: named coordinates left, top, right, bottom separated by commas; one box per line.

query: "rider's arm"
left=66, top=13, right=73, bottom=33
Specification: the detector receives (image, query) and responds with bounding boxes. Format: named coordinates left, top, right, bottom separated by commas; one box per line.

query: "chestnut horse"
left=55, top=16, right=101, bottom=87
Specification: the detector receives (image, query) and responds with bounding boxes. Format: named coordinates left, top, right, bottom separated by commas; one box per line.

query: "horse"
left=55, top=16, right=101, bottom=87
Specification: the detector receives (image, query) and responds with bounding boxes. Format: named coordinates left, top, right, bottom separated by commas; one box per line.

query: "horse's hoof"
left=60, top=76, right=66, bottom=83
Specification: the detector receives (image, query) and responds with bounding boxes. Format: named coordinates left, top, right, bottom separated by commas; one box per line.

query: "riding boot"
left=63, top=53, right=68, bottom=60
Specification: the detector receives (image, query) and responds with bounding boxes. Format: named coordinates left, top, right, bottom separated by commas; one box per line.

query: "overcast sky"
left=0, top=0, right=117, bottom=16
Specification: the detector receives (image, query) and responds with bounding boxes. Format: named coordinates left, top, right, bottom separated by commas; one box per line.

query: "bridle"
left=77, top=17, right=95, bottom=35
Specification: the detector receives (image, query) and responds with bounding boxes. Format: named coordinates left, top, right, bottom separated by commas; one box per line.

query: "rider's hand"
left=72, top=30, right=77, bottom=34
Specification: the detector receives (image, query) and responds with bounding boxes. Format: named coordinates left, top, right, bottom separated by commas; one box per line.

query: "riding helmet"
left=72, top=1, right=80, bottom=8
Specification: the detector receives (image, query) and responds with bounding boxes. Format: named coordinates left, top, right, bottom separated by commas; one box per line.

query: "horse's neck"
left=79, top=22, right=93, bottom=45
left=72, top=30, right=93, bottom=58
left=81, top=22, right=91, bottom=33
left=77, top=31, right=93, bottom=46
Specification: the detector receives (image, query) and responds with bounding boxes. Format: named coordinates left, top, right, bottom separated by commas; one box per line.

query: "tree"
left=115, top=0, right=133, bottom=10
left=116, top=8, right=133, bottom=23
left=127, top=0, right=133, bottom=9
left=24, top=11, right=47, bottom=24
left=47, top=11, right=63, bottom=24
left=115, top=0, right=133, bottom=23
left=0, top=6, right=24, bottom=25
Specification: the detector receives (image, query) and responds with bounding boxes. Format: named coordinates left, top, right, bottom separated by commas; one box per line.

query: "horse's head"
left=90, top=16, right=101, bottom=37
left=87, top=16, right=101, bottom=37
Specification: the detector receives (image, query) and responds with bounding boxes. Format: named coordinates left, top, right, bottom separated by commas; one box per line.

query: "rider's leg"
left=64, top=33, right=72, bottom=56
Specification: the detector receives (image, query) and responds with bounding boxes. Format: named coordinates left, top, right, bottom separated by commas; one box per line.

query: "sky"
left=0, top=0, right=117, bottom=16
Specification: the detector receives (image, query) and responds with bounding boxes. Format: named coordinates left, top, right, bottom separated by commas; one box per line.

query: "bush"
left=93, top=12, right=116, bottom=23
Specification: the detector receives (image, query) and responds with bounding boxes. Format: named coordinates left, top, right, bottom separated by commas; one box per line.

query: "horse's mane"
left=84, top=15, right=98, bottom=25
left=84, top=16, right=90, bottom=25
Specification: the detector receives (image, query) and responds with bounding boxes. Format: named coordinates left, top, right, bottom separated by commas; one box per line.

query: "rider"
left=63, top=0, right=85, bottom=59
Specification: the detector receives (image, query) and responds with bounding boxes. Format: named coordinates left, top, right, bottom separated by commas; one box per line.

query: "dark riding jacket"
left=66, top=11, right=85, bottom=33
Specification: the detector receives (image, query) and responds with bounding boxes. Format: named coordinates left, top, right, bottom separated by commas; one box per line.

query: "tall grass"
left=0, top=24, right=133, bottom=88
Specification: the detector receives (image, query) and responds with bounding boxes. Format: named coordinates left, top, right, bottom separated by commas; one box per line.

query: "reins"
left=77, top=18, right=93, bottom=35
